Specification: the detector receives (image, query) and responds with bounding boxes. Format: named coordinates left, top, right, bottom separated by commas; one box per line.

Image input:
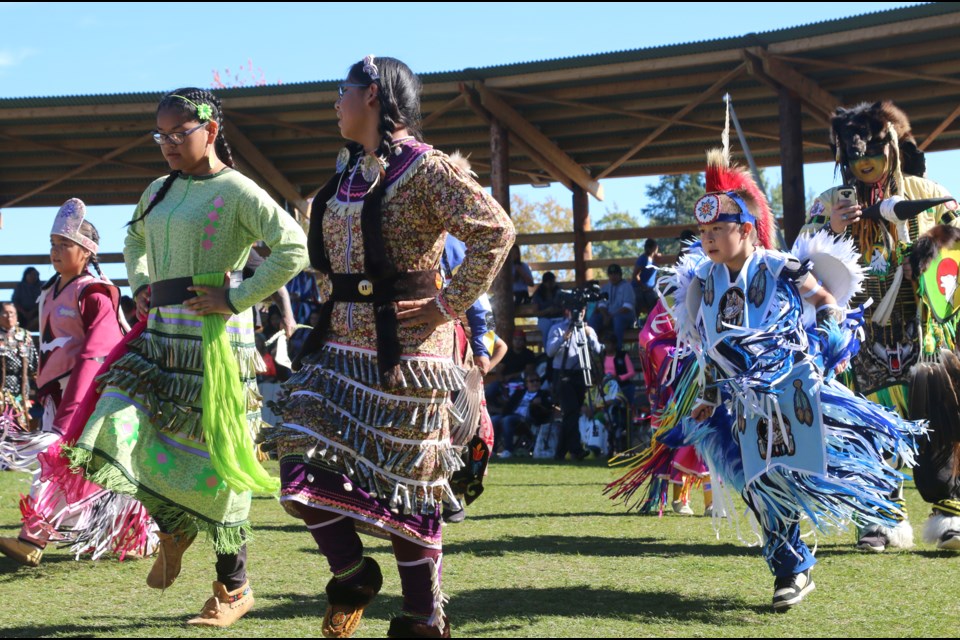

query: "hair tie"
left=362, top=55, right=380, bottom=81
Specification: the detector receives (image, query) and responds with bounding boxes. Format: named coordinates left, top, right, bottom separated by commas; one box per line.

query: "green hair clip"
left=171, top=94, right=214, bottom=122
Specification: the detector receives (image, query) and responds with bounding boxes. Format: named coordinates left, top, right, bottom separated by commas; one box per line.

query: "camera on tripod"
left=558, top=282, right=608, bottom=315
left=554, top=284, right=606, bottom=387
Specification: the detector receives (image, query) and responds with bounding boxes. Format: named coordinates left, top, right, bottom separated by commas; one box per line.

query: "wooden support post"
left=489, top=119, right=516, bottom=343
left=779, top=87, right=806, bottom=248
left=573, top=185, right=592, bottom=286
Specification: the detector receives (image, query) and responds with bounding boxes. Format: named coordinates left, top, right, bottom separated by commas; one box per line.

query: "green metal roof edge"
left=0, top=3, right=950, bottom=107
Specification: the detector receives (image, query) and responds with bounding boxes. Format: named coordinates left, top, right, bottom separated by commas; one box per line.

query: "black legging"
left=154, top=513, right=248, bottom=591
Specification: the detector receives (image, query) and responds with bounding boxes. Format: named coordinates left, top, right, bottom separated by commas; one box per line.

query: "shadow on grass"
left=464, top=510, right=651, bottom=521
left=0, top=613, right=187, bottom=638
left=444, top=534, right=754, bottom=558
left=453, top=586, right=769, bottom=629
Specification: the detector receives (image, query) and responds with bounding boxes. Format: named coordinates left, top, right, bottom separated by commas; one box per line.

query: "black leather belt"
left=150, top=271, right=243, bottom=308
left=329, top=270, right=442, bottom=304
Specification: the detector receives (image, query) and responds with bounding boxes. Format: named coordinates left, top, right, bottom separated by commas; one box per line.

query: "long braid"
left=128, top=170, right=182, bottom=226
left=78, top=220, right=104, bottom=278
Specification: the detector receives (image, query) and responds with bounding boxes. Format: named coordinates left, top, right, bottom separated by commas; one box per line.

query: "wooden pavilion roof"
left=3, top=3, right=960, bottom=213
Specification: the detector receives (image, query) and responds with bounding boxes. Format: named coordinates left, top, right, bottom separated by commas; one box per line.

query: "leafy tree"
left=593, top=209, right=643, bottom=261
left=511, top=195, right=574, bottom=282
left=639, top=173, right=704, bottom=254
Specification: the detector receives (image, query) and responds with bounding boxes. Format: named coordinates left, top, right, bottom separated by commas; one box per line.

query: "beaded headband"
left=170, top=94, right=214, bottom=122
left=51, top=198, right=98, bottom=254
left=694, top=192, right=756, bottom=227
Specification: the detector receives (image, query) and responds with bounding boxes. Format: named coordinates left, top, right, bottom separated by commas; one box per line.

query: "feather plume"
left=704, top=149, right=773, bottom=249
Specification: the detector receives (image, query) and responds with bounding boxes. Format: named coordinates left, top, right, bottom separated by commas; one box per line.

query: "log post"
left=489, top=119, right=515, bottom=342
left=573, top=185, right=592, bottom=286
left=779, top=87, right=806, bottom=248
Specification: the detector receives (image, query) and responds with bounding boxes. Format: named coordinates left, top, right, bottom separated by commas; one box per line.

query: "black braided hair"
left=128, top=87, right=234, bottom=226
left=77, top=220, right=104, bottom=278
left=344, top=57, right=423, bottom=280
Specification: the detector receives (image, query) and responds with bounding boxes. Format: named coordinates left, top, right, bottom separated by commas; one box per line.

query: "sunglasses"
left=338, top=83, right=369, bottom=97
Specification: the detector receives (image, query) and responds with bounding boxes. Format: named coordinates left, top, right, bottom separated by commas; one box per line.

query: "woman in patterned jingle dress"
left=274, top=56, right=513, bottom=638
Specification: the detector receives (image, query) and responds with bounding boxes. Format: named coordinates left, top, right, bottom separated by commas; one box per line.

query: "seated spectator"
left=492, top=373, right=552, bottom=458
left=286, top=270, right=321, bottom=324
left=532, top=271, right=564, bottom=347
left=603, top=336, right=636, bottom=410
left=12, top=267, right=41, bottom=332
left=119, top=295, right=138, bottom=327
left=497, top=330, right=539, bottom=383
left=510, top=245, right=535, bottom=304
left=633, top=239, right=660, bottom=316
left=588, top=264, right=636, bottom=349
left=579, top=402, right=608, bottom=458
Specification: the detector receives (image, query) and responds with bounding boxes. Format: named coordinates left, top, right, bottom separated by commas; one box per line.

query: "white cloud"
left=0, top=48, right=37, bottom=68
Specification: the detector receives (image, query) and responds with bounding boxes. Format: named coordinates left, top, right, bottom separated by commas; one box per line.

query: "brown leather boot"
left=186, top=581, right=254, bottom=628
left=322, top=557, right=384, bottom=638
left=146, top=531, right=195, bottom=589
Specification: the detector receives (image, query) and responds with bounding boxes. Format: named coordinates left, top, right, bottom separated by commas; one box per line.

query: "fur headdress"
left=830, top=101, right=925, bottom=187
left=694, top=148, right=774, bottom=249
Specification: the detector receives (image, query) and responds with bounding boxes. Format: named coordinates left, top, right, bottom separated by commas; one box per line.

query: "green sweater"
left=125, top=169, right=308, bottom=311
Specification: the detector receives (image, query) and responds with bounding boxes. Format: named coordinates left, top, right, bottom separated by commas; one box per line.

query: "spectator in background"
left=119, top=295, right=138, bottom=327
left=0, top=301, right=37, bottom=430
left=497, top=330, right=539, bottom=383
left=603, top=336, right=636, bottom=410
left=589, top=264, right=636, bottom=349
left=492, top=372, right=552, bottom=459
left=632, top=239, right=660, bottom=316
left=510, top=245, right=535, bottom=304
left=546, top=307, right=602, bottom=461
left=12, top=267, right=42, bottom=332
left=532, top=271, right=564, bottom=347
left=285, top=270, right=320, bottom=325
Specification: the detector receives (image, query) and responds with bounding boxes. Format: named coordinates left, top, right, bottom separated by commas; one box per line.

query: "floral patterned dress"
left=275, top=138, right=514, bottom=547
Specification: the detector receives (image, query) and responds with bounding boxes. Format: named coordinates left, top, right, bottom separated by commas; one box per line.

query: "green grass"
left=0, top=459, right=958, bottom=637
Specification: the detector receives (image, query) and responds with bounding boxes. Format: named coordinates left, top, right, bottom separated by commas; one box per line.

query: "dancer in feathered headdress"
left=613, top=144, right=925, bottom=612
left=801, top=101, right=960, bottom=551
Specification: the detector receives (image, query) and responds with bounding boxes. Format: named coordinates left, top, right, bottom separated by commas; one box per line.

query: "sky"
left=2, top=1, right=954, bottom=296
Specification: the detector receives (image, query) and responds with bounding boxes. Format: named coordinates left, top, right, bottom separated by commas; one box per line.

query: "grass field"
left=0, top=458, right=958, bottom=637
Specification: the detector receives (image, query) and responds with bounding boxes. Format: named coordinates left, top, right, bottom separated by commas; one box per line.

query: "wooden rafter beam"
left=460, top=84, right=574, bottom=191
left=0, top=130, right=158, bottom=176
left=224, top=109, right=338, bottom=138
left=471, top=82, right=602, bottom=199
left=223, top=118, right=308, bottom=215
left=421, top=94, right=465, bottom=130
left=1, top=132, right=153, bottom=208
left=921, top=102, right=960, bottom=151
left=742, top=49, right=838, bottom=123
left=773, top=53, right=960, bottom=90
left=489, top=87, right=831, bottom=150
left=597, top=62, right=746, bottom=180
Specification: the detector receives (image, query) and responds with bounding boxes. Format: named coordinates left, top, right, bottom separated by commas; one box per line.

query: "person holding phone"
left=801, top=101, right=960, bottom=553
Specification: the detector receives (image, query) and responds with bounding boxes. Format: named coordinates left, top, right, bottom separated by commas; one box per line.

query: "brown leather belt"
left=150, top=271, right=243, bottom=308
left=329, top=270, right=442, bottom=303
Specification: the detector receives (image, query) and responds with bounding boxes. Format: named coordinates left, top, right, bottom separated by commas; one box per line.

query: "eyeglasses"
left=338, top=83, right=368, bottom=97
left=151, top=122, right=208, bottom=146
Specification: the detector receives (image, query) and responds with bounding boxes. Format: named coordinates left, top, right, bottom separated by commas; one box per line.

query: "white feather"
left=791, top=230, right=866, bottom=307
left=656, top=245, right=709, bottom=347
